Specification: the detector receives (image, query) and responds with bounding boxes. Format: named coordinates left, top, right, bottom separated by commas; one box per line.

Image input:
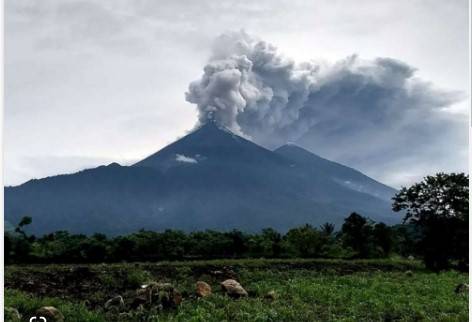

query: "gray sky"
left=4, top=0, right=469, bottom=188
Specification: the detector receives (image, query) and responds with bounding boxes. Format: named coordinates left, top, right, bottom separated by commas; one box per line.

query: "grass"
left=4, top=259, right=468, bottom=321
left=4, top=289, right=105, bottom=322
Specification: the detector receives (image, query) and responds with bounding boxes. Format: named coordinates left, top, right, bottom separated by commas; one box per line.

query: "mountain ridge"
left=5, top=122, right=400, bottom=235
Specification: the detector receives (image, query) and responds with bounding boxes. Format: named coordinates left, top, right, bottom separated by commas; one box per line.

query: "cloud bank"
left=186, top=31, right=467, bottom=187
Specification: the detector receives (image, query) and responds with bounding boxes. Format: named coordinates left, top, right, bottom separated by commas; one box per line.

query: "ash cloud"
left=186, top=31, right=467, bottom=186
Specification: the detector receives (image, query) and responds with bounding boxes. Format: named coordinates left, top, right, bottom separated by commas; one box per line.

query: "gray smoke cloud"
left=186, top=31, right=467, bottom=186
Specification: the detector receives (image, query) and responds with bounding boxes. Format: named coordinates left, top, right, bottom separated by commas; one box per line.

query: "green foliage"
left=393, top=172, right=468, bottom=222
left=124, top=269, right=153, bottom=288
left=4, top=260, right=467, bottom=321
left=17, top=216, right=32, bottom=229
left=283, top=224, right=325, bottom=257
left=393, top=172, right=469, bottom=270
left=372, top=223, right=394, bottom=257
left=320, top=222, right=335, bottom=236
left=4, top=289, right=105, bottom=322
left=1, top=220, right=430, bottom=264
left=341, top=212, right=374, bottom=258
left=6, top=173, right=467, bottom=268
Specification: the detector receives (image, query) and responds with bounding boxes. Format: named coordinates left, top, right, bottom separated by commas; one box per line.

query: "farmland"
left=4, top=258, right=468, bottom=321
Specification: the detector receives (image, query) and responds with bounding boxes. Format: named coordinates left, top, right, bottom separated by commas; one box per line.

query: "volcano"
left=4, top=122, right=399, bottom=235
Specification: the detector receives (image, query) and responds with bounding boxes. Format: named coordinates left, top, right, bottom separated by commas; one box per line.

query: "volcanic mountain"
left=4, top=122, right=399, bottom=235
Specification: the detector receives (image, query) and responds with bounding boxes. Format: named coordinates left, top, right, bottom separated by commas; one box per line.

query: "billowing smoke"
left=186, top=31, right=467, bottom=186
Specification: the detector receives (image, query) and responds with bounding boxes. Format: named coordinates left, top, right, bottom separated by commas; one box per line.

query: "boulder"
left=220, top=279, right=248, bottom=298
left=104, top=295, right=125, bottom=310
left=196, top=281, right=212, bottom=297
left=407, top=255, right=415, bottom=261
left=405, top=270, right=414, bottom=277
left=35, top=306, right=64, bottom=322
left=133, top=282, right=182, bottom=309
left=4, top=307, right=21, bottom=321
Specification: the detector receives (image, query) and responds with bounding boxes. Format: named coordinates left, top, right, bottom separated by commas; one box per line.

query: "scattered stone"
left=264, top=290, right=277, bottom=300
left=4, top=307, right=21, bottom=321
left=220, top=279, right=248, bottom=298
left=155, top=282, right=174, bottom=291
left=133, top=282, right=182, bottom=309
left=210, top=270, right=223, bottom=276
left=222, top=266, right=237, bottom=277
left=170, top=289, right=183, bottom=306
left=104, top=295, right=125, bottom=310
left=405, top=270, right=414, bottom=277
left=196, top=281, right=212, bottom=297
left=119, top=312, right=133, bottom=318
left=35, top=306, right=64, bottom=322
left=133, top=288, right=150, bottom=307
left=455, top=283, right=469, bottom=294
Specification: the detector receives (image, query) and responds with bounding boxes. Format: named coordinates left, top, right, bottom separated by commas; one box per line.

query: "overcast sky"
left=4, top=0, right=469, bottom=188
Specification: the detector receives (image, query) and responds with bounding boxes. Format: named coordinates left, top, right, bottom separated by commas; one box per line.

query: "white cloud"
left=175, top=154, right=198, bottom=164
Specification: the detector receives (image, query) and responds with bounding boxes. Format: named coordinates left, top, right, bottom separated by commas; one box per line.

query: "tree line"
left=5, top=173, right=468, bottom=271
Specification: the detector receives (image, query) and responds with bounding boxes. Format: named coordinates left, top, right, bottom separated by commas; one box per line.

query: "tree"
left=284, top=224, right=325, bottom=258
left=15, top=216, right=32, bottom=237
left=225, top=230, right=248, bottom=257
left=392, top=173, right=468, bottom=270
left=4, top=234, right=12, bottom=264
left=320, top=223, right=335, bottom=236
left=111, top=237, right=136, bottom=261
left=372, top=223, right=393, bottom=257
left=7, top=216, right=34, bottom=262
left=261, top=228, right=282, bottom=257
left=341, top=213, right=373, bottom=258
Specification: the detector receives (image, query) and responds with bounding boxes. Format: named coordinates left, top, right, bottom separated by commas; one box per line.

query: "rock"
left=455, top=283, right=468, bottom=294
left=4, top=307, right=21, bottom=321
left=196, top=281, right=212, bottom=297
left=35, top=306, right=64, bottom=322
left=133, top=282, right=182, bottom=309
left=171, top=289, right=183, bottom=306
left=220, top=279, right=248, bottom=298
left=155, top=282, right=174, bottom=291
left=405, top=270, right=414, bottom=277
left=264, top=290, right=277, bottom=300
left=134, top=288, right=151, bottom=307
left=222, top=266, right=237, bottom=277
left=407, top=255, right=415, bottom=260
left=210, top=270, right=223, bottom=276
left=104, top=295, right=125, bottom=310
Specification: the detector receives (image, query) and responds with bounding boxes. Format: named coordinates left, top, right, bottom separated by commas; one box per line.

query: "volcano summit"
left=5, top=122, right=399, bottom=235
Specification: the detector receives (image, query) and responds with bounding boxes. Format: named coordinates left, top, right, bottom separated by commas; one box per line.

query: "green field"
left=4, top=259, right=468, bottom=321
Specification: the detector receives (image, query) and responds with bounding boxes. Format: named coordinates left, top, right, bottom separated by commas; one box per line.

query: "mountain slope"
left=4, top=123, right=400, bottom=235
left=274, top=144, right=397, bottom=202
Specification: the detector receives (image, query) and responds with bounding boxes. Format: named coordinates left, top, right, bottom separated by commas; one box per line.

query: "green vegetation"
left=393, top=172, right=468, bottom=270
left=5, top=289, right=103, bottom=321
left=4, top=217, right=408, bottom=263
left=4, top=173, right=468, bottom=320
left=4, top=259, right=468, bottom=321
left=6, top=173, right=468, bottom=272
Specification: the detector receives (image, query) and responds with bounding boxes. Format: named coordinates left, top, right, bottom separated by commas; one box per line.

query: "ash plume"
left=186, top=31, right=466, bottom=185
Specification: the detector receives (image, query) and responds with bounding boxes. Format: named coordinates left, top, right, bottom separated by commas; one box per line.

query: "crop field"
left=4, top=259, right=468, bottom=321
